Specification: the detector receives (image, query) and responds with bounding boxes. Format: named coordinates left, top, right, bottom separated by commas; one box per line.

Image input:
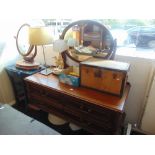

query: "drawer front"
left=61, top=95, right=118, bottom=132
left=81, top=109, right=122, bottom=134
left=60, top=96, right=84, bottom=120
left=62, top=95, right=112, bottom=119
left=27, top=82, right=60, bottom=101
left=26, top=82, right=64, bottom=111
left=80, top=104, right=116, bottom=131
left=29, top=93, right=63, bottom=111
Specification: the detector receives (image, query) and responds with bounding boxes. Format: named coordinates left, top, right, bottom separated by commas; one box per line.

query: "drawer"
left=29, top=93, right=63, bottom=111
left=63, top=106, right=82, bottom=121
left=82, top=105, right=120, bottom=130
left=61, top=95, right=114, bottom=126
left=83, top=104, right=114, bottom=122
left=27, top=82, right=64, bottom=111
left=27, top=82, right=61, bottom=101
left=60, top=96, right=83, bottom=120
left=60, top=95, right=84, bottom=109
left=63, top=95, right=113, bottom=120
left=83, top=119, right=113, bottom=134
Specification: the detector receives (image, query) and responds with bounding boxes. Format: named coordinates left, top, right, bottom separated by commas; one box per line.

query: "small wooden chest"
left=80, top=60, right=130, bottom=97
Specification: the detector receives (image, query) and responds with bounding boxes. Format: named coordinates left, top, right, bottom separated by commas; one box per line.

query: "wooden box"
left=80, top=60, right=130, bottom=97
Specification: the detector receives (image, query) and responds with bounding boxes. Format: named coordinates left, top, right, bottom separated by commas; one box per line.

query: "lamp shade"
left=67, top=38, right=78, bottom=47
left=29, top=27, right=53, bottom=45
left=53, top=39, right=68, bottom=53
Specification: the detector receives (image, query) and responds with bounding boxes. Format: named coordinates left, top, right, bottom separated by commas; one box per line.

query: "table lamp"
left=53, top=39, right=68, bottom=69
left=29, top=26, right=53, bottom=75
left=67, top=38, right=78, bottom=49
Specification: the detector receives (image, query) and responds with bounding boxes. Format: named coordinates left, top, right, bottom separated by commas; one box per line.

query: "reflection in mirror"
left=17, top=25, right=29, bottom=54
left=60, top=20, right=116, bottom=66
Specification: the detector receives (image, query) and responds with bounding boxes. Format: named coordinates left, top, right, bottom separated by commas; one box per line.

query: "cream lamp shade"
left=53, top=39, right=68, bottom=53
left=29, top=27, right=53, bottom=45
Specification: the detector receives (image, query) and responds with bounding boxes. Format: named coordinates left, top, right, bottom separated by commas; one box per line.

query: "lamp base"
left=40, top=68, right=53, bottom=75
left=16, top=60, right=40, bottom=70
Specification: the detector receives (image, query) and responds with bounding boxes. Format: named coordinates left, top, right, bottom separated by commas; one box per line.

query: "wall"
left=0, top=69, right=15, bottom=105
left=115, top=55, right=154, bottom=125
left=0, top=20, right=26, bottom=104
left=140, top=63, right=155, bottom=134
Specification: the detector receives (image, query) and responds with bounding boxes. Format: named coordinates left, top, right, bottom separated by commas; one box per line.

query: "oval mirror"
left=60, top=20, right=116, bottom=66
left=16, top=24, right=37, bottom=62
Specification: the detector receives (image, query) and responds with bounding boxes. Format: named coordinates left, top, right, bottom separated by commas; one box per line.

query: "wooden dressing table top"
left=25, top=73, right=130, bottom=113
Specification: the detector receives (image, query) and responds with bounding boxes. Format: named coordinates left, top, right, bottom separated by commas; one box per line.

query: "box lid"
left=80, top=60, right=130, bottom=72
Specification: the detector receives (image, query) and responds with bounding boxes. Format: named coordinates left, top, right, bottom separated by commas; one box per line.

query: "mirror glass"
left=61, top=20, right=114, bottom=61
left=17, top=25, right=30, bottom=55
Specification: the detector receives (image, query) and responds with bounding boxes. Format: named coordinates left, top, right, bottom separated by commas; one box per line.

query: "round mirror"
left=60, top=20, right=116, bottom=65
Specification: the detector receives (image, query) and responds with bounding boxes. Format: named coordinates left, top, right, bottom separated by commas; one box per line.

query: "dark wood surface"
left=25, top=73, right=130, bottom=134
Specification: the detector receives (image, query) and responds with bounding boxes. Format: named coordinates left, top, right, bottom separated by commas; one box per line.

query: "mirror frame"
left=16, top=24, right=37, bottom=62
left=60, top=20, right=117, bottom=65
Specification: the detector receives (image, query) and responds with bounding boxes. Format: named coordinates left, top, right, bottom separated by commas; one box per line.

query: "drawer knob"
left=87, top=122, right=91, bottom=126
left=88, top=109, right=92, bottom=113
left=80, top=105, right=83, bottom=109
left=43, top=91, right=48, bottom=96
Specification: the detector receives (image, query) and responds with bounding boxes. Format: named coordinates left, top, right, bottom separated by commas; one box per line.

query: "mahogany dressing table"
left=24, top=73, right=130, bottom=134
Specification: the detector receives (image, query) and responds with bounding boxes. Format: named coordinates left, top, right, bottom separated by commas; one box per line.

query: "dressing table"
left=24, top=20, right=129, bottom=134
left=25, top=73, right=130, bottom=134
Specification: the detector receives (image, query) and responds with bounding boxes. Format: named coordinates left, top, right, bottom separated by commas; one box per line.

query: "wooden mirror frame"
left=60, top=20, right=117, bottom=68
left=16, top=24, right=37, bottom=62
